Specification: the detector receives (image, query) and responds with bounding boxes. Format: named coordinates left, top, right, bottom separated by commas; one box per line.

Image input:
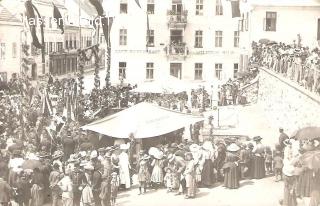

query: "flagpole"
left=79, top=0, right=82, bottom=49
left=31, top=4, right=45, bottom=76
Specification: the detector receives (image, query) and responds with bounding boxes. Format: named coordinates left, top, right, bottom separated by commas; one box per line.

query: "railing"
left=167, top=10, right=188, bottom=26
left=165, top=43, right=189, bottom=58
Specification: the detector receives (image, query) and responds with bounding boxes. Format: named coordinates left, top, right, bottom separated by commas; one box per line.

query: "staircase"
left=238, top=75, right=259, bottom=104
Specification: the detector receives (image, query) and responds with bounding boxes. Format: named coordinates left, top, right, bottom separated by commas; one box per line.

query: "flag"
left=89, top=0, right=104, bottom=16
left=135, top=0, right=141, bottom=8
left=25, top=0, right=42, bottom=49
left=231, top=0, right=241, bottom=18
left=146, top=12, right=150, bottom=51
left=42, top=90, right=53, bottom=116
left=53, top=3, right=64, bottom=34
left=101, top=16, right=113, bottom=45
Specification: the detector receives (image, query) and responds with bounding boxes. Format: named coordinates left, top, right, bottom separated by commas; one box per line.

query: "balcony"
left=167, top=10, right=188, bottom=29
left=165, top=43, right=189, bottom=60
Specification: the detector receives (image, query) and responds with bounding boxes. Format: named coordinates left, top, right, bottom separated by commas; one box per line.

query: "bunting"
left=89, top=0, right=104, bottom=16
left=24, top=0, right=42, bottom=49
left=135, top=0, right=141, bottom=8
left=53, top=3, right=64, bottom=34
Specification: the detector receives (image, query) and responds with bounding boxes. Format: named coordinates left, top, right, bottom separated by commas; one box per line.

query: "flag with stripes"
left=42, top=90, right=53, bottom=116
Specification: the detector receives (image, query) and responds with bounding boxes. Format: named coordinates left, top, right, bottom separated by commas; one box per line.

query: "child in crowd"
left=265, top=147, right=273, bottom=175
left=164, top=167, right=174, bottom=193
left=110, top=172, right=120, bottom=206
left=273, top=151, right=284, bottom=182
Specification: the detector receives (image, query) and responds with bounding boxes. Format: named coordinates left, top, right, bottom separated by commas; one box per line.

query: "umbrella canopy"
left=82, top=102, right=204, bottom=139
left=22, top=159, right=42, bottom=170
left=300, top=150, right=320, bottom=170
left=258, top=38, right=270, bottom=44
left=291, top=127, right=320, bottom=140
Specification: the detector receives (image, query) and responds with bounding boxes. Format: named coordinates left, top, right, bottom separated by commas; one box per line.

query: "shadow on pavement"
left=196, top=191, right=210, bottom=198
left=240, top=180, right=254, bottom=187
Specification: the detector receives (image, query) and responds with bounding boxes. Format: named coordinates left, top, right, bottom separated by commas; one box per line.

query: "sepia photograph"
left=0, top=0, right=320, bottom=205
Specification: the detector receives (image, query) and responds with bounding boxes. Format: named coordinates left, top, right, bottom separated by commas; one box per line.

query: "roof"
left=0, top=3, right=21, bottom=23
left=82, top=102, right=204, bottom=138
left=247, top=0, right=320, bottom=7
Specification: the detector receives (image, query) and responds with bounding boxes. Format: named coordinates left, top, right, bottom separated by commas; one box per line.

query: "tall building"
left=104, top=0, right=241, bottom=85
left=239, top=0, right=320, bottom=71
left=0, top=3, right=23, bottom=81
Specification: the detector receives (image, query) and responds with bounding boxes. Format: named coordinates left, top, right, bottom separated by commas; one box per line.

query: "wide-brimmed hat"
left=227, top=143, right=240, bottom=152
left=79, top=151, right=87, bottom=158
left=202, top=141, right=214, bottom=152
left=189, top=144, right=200, bottom=152
left=90, top=150, right=98, bottom=159
left=253, top=136, right=262, bottom=142
left=153, top=150, right=164, bottom=160
left=170, top=143, right=178, bottom=148
left=52, top=150, right=64, bottom=159
left=142, top=154, right=150, bottom=160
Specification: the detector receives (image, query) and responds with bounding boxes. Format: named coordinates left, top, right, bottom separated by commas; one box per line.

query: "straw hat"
left=90, top=150, right=98, bottom=159
left=52, top=150, right=64, bottom=159
left=189, top=144, right=200, bottom=153
left=227, top=143, right=240, bottom=152
left=253, top=136, right=262, bottom=142
left=153, top=150, right=164, bottom=160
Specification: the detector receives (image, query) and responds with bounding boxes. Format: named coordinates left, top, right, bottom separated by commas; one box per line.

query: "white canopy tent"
left=82, top=102, right=204, bottom=139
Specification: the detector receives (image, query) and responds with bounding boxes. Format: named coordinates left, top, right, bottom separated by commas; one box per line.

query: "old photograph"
left=0, top=0, right=320, bottom=205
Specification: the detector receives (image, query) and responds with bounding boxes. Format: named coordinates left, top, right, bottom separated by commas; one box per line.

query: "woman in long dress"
left=252, top=136, right=266, bottom=179
left=150, top=158, right=164, bottom=189
left=223, top=143, right=240, bottom=189
left=80, top=164, right=95, bottom=206
left=184, top=152, right=196, bottom=199
left=200, top=143, right=215, bottom=187
left=118, top=149, right=131, bottom=189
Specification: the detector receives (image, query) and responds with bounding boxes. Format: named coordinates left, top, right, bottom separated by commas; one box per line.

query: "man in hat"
left=92, top=161, right=103, bottom=206
left=62, top=133, right=75, bottom=161
left=70, top=162, right=82, bottom=206
left=279, top=128, right=289, bottom=151
left=0, top=176, right=11, bottom=206
left=99, top=174, right=111, bottom=206
left=168, top=154, right=186, bottom=195
left=49, top=163, right=63, bottom=206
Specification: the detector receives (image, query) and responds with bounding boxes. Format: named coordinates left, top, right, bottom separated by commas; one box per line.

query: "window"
left=195, top=30, right=203, bottom=48
left=233, top=63, right=239, bottom=78
left=74, top=39, right=77, bottom=49
left=234, top=31, right=239, bottom=47
left=215, top=63, right=222, bottom=80
left=12, top=43, right=17, bottom=58
left=194, top=63, right=203, bottom=80
left=146, top=30, right=154, bottom=46
left=146, top=62, right=154, bottom=79
left=216, top=0, right=223, bottom=15
left=56, top=42, right=63, bottom=52
left=0, top=43, right=5, bottom=59
left=119, top=29, right=127, bottom=46
left=264, top=12, right=277, bottom=31
left=65, top=39, right=69, bottom=49
left=147, top=0, right=155, bottom=14
left=49, top=42, right=53, bottom=53
left=120, top=3, right=127, bottom=14
left=215, top=31, right=223, bottom=47
left=196, top=0, right=203, bottom=16
left=119, top=62, right=126, bottom=79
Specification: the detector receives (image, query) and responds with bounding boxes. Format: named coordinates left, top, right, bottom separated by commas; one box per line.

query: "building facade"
left=104, top=0, right=240, bottom=85
left=0, top=3, right=23, bottom=81
left=239, top=0, right=320, bottom=71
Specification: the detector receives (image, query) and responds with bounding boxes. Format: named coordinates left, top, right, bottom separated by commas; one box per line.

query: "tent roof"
left=82, top=102, right=204, bottom=138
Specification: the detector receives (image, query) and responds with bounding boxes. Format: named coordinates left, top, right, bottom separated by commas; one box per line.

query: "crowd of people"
left=251, top=40, right=320, bottom=95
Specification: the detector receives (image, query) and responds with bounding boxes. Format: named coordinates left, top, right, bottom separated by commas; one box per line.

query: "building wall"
left=0, top=23, right=22, bottom=80
left=239, top=4, right=320, bottom=60
left=108, top=0, right=240, bottom=85
left=258, top=67, right=320, bottom=135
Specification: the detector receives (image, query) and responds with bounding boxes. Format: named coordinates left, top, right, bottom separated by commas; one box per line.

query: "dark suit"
left=0, top=178, right=11, bottom=205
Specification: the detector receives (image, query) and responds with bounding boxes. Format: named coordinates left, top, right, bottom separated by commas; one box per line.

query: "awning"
left=82, top=102, right=204, bottom=138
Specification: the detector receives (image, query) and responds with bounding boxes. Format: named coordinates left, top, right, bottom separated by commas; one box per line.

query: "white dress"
left=118, top=152, right=131, bottom=189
